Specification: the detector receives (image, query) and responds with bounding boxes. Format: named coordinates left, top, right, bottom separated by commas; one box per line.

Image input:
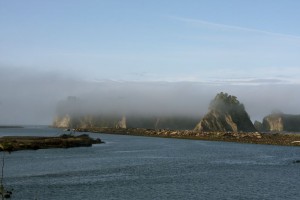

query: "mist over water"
left=55, top=81, right=213, bottom=118
left=1, top=66, right=300, bottom=125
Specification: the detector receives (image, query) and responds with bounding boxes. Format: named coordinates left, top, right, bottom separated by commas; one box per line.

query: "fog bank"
left=1, top=66, right=300, bottom=125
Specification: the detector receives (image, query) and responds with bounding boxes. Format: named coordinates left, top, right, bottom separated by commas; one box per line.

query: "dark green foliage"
left=209, top=92, right=242, bottom=112
left=282, top=114, right=300, bottom=131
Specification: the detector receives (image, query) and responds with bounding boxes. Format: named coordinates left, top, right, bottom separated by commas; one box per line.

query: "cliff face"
left=262, top=113, right=300, bottom=132
left=262, top=114, right=284, bottom=132
left=53, top=115, right=71, bottom=128
left=53, top=114, right=126, bottom=129
left=194, top=92, right=256, bottom=132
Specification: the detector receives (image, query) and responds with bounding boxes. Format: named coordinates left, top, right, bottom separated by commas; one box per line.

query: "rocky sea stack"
left=194, top=92, right=256, bottom=132
left=53, top=96, right=199, bottom=130
left=262, top=113, right=300, bottom=132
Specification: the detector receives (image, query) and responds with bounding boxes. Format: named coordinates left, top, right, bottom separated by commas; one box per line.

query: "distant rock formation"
left=116, top=116, right=127, bottom=129
left=126, top=115, right=199, bottom=130
left=53, top=114, right=125, bottom=129
left=262, top=113, right=284, bottom=132
left=262, top=113, right=300, bottom=132
left=53, top=115, right=71, bottom=128
left=53, top=96, right=199, bottom=130
left=194, top=92, right=256, bottom=132
left=53, top=114, right=199, bottom=130
left=254, top=120, right=263, bottom=132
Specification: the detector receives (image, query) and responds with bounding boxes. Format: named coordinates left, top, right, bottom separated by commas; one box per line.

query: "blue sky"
left=1, top=0, right=300, bottom=124
left=1, top=0, right=300, bottom=83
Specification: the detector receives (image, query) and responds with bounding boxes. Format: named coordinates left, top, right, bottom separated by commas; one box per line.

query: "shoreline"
left=75, top=127, right=300, bottom=147
left=0, top=134, right=103, bottom=152
left=0, top=126, right=24, bottom=129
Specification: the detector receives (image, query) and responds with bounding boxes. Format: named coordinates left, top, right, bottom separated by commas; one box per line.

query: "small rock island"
left=0, top=134, right=102, bottom=152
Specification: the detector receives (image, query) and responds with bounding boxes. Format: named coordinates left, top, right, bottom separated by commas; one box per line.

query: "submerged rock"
left=194, top=92, right=256, bottom=132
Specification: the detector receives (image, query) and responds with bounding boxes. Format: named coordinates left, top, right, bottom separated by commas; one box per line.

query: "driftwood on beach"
left=0, top=134, right=102, bottom=152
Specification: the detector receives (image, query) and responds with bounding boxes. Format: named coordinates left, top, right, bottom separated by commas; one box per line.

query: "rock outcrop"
left=116, top=116, right=127, bottom=128
left=0, top=134, right=102, bottom=152
left=262, top=113, right=300, bottom=132
left=254, top=120, right=263, bottom=132
left=53, top=114, right=125, bottom=129
left=53, top=115, right=72, bottom=128
left=194, top=92, right=256, bottom=132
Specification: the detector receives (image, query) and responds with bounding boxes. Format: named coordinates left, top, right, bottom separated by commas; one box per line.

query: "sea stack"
left=194, top=92, right=256, bottom=132
left=262, top=113, right=300, bottom=132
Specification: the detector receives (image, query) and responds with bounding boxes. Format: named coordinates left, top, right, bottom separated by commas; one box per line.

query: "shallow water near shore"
left=0, top=126, right=300, bottom=200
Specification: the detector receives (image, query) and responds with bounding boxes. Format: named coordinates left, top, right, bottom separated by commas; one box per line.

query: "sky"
left=1, top=0, right=300, bottom=125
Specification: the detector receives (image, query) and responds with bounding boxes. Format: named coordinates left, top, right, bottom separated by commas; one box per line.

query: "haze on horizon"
left=1, top=0, right=300, bottom=125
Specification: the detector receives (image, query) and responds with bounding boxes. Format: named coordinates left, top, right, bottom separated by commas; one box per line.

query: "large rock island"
left=194, top=92, right=256, bottom=132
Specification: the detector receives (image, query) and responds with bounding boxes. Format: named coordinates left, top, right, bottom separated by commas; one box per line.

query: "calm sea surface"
left=0, top=126, right=299, bottom=200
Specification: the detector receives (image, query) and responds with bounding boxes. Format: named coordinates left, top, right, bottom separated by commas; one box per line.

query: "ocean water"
left=0, top=126, right=299, bottom=200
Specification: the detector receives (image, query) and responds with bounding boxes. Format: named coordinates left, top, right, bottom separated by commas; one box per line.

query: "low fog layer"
left=1, top=67, right=300, bottom=125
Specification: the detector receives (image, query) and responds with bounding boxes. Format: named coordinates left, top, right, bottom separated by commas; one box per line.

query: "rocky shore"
left=0, top=134, right=102, bottom=152
left=76, top=127, right=300, bottom=146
